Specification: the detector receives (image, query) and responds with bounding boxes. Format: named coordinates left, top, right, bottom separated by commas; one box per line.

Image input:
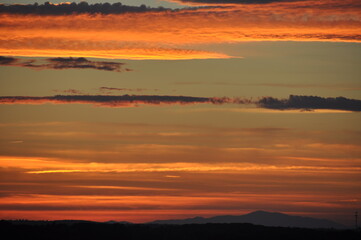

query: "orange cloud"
left=0, top=0, right=360, bottom=59
left=0, top=47, right=232, bottom=60
left=1, top=156, right=359, bottom=175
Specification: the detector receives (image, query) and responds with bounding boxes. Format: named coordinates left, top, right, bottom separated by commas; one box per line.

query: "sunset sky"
left=0, top=0, right=360, bottom=226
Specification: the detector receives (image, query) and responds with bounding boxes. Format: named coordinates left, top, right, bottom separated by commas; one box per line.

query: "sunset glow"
left=0, top=0, right=360, bottom=227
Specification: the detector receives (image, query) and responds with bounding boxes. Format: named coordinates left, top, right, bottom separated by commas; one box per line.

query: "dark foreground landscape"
left=1, top=220, right=360, bottom=240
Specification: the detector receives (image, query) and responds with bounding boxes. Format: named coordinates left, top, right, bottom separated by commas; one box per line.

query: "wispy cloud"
left=51, top=87, right=159, bottom=95
left=99, top=87, right=159, bottom=93
left=52, top=89, right=84, bottom=94
left=174, top=81, right=361, bottom=91
left=0, top=56, right=129, bottom=72
left=249, top=83, right=361, bottom=91
left=172, top=0, right=361, bottom=8
left=1, top=156, right=358, bottom=175
left=0, top=94, right=359, bottom=112
left=172, top=0, right=299, bottom=5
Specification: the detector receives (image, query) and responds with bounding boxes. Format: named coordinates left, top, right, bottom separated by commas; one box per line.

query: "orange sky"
left=0, top=0, right=360, bottom=226
left=0, top=120, right=360, bottom=224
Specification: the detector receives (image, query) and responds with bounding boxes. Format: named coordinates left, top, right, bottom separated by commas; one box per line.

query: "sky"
left=0, top=0, right=360, bottom=226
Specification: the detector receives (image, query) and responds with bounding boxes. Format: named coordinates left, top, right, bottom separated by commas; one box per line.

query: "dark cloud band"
left=258, top=95, right=361, bottom=112
left=0, top=56, right=17, bottom=65
left=0, top=56, right=129, bottom=72
left=0, top=94, right=360, bottom=112
left=0, top=95, right=212, bottom=107
left=0, top=2, right=172, bottom=15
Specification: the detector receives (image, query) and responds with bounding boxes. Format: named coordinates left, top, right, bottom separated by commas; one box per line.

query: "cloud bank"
left=0, top=56, right=129, bottom=72
left=258, top=95, right=361, bottom=112
left=0, top=1, right=360, bottom=59
left=0, top=2, right=173, bottom=15
left=0, top=95, right=213, bottom=107
left=0, top=94, right=359, bottom=112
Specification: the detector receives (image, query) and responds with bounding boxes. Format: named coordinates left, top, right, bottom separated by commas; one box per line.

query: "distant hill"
left=1, top=220, right=359, bottom=240
left=105, top=220, right=133, bottom=225
left=5, top=219, right=133, bottom=226
left=8, top=219, right=96, bottom=226
left=149, top=210, right=345, bottom=229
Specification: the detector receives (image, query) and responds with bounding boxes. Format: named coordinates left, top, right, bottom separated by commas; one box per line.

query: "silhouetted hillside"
left=0, top=220, right=359, bottom=240
left=149, top=210, right=345, bottom=229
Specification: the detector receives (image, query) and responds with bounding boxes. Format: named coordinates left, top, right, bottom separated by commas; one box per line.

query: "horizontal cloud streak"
left=258, top=95, right=361, bottom=112
left=0, top=2, right=174, bottom=15
left=0, top=94, right=359, bottom=112
left=173, top=0, right=361, bottom=8
left=0, top=56, right=129, bottom=72
left=99, top=87, right=159, bottom=93
left=0, top=95, right=216, bottom=107
left=173, top=0, right=300, bottom=5
left=53, top=89, right=84, bottom=94
left=1, top=156, right=359, bottom=175
left=0, top=0, right=360, bottom=59
left=0, top=46, right=232, bottom=60
left=174, top=81, right=361, bottom=91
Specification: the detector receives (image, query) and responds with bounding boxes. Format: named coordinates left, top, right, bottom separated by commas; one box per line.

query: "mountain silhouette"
left=149, top=210, right=345, bottom=229
left=105, top=220, right=133, bottom=224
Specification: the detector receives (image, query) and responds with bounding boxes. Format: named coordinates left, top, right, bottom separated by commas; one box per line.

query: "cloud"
left=0, top=95, right=213, bottom=107
left=172, top=0, right=300, bottom=5
left=1, top=156, right=356, bottom=176
left=174, top=81, right=361, bottom=91
left=0, top=2, right=173, bottom=15
left=53, top=89, right=84, bottom=94
left=53, top=87, right=160, bottom=95
left=258, top=95, right=361, bottom=112
left=99, top=87, right=159, bottom=93
left=0, top=94, right=359, bottom=112
left=0, top=43, right=233, bottom=60
left=0, top=56, right=18, bottom=65
left=173, top=0, right=361, bottom=8
left=249, top=83, right=361, bottom=91
left=0, top=1, right=360, bottom=60
left=0, top=56, right=129, bottom=72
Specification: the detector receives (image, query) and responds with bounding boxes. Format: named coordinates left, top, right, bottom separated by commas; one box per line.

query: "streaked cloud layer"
left=0, top=122, right=360, bottom=223
left=0, top=0, right=360, bottom=59
left=0, top=94, right=360, bottom=112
